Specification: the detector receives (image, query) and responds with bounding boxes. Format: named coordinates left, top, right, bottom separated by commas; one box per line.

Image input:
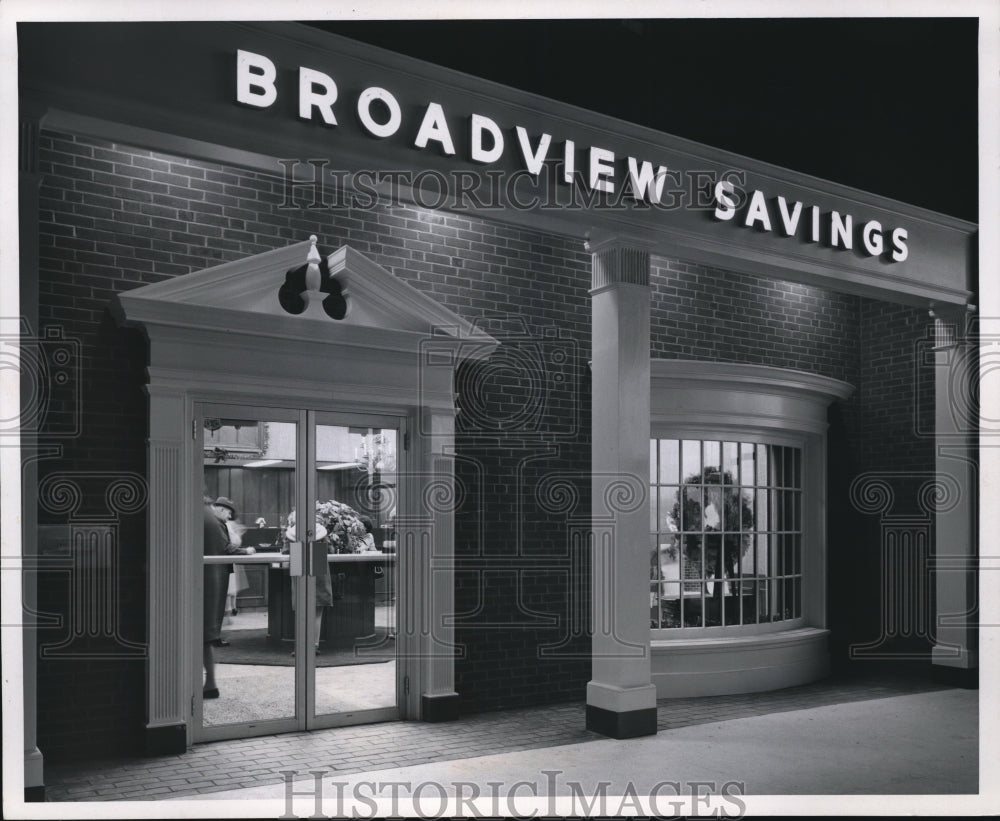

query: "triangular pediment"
left=115, top=236, right=496, bottom=351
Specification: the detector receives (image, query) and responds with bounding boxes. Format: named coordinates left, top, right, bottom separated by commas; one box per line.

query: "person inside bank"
left=203, top=496, right=256, bottom=699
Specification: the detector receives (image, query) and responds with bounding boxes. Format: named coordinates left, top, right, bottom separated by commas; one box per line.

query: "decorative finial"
left=304, top=236, right=322, bottom=293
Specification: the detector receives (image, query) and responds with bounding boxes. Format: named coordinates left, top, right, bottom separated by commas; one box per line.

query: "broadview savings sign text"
left=236, top=49, right=908, bottom=263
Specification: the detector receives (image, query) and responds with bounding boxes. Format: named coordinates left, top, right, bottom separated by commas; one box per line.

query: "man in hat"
left=203, top=496, right=256, bottom=699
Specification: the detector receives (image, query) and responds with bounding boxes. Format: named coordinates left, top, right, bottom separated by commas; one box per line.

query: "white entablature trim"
left=145, top=366, right=455, bottom=413
left=114, top=236, right=498, bottom=358
left=650, top=359, right=854, bottom=435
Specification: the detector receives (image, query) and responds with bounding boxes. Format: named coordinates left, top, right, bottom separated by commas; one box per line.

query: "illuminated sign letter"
left=563, top=140, right=576, bottom=184
left=891, top=227, right=909, bottom=262
left=810, top=206, right=821, bottom=242
left=589, top=147, right=615, bottom=193
left=414, top=102, right=456, bottom=155
left=470, top=114, right=504, bottom=164
left=515, top=127, right=552, bottom=176
left=299, top=67, right=338, bottom=125
left=713, top=180, right=738, bottom=221
left=627, top=158, right=668, bottom=204
left=830, top=211, right=853, bottom=249
left=357, top=87, right=401, bottom=138
left=776, top=196, right=802, bottom=236
left=744, top=190, right=772, bottom=231
left=236, top=49, right=277, bottom=108
left=862, top=220, right=884, bottom=255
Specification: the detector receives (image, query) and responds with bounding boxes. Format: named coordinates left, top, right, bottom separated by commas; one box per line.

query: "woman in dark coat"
left=203, top=497, right=255, bottom=699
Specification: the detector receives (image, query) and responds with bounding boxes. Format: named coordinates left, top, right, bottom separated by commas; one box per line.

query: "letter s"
left=721, top=781, right=747, bottom=817
left=714, top=180, right=738, bottom=221
left=891, top=227, right=909, bottom=262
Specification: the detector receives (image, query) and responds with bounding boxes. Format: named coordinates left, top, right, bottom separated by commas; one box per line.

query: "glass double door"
left=195, top=403, right=400, bottom=742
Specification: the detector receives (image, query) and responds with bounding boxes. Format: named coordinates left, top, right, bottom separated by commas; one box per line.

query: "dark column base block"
left=586, top=705, right=657, bottom=739
left=24, top=785, right=46, bottom=802
left=422, top=693, right=460, bottom=722
left=931, top=664, right=978, bottom=689
left=144, top=723, right=187, bottom=756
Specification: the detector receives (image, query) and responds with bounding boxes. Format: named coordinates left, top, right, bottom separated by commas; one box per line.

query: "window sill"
left=651, top=626, right=828, bottom=653
left=650, top=627, right=830, bottom=697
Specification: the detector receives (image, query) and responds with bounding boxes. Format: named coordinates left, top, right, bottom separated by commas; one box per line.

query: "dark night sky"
left=311, top=18, right=979, bottom=223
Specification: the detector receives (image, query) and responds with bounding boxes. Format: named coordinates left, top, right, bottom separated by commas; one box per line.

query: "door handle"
left=308, top=541, right=327, bottom=577
left=288, top=541, right=304, bottom=577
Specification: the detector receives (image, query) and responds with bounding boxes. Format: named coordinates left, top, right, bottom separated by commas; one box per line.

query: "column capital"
left=584, top=230, right=658, bottom=255
left=586, top=233, right=655, bottom=294
left=19, top=100, right=48, bottom=176
left=929, top=302, right=976, bottom=350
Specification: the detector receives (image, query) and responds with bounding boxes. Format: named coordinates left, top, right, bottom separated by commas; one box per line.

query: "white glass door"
left=308, top=411, right=399, bottom=728
left=193, top=403, right=400, bottom=742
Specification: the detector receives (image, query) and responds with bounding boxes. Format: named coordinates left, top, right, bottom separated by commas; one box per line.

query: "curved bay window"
left=647, top=360, right=853, bottom=696
left=650, top=438, right=802, bottom=631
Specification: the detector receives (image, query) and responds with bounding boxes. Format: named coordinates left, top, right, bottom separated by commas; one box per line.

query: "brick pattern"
left=859, top=299, right=936, bottom=476
left=34, top=130, right=597, bottom=755
left=650, top=258, right=860, bottom=384
left=33, top=129, right=917, bottom=758
left=41, top=672, right=950, bottom=801
left=834, top=300, right=938, bottom=659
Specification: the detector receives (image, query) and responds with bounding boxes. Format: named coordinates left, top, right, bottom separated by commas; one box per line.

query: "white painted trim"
left=651, top=628, right=831, bottom=698
left=648, top=360, right=847, bottom=687
left=651, top=360, right=854, bottom=437
left=117, top=241, right=474, bottom=739
left=113, top=240, right=498, bottom=360
left=651, top=359, right=855, bottom=403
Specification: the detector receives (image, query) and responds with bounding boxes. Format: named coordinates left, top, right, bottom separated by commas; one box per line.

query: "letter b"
left=237, top=49, right=278, bottom=108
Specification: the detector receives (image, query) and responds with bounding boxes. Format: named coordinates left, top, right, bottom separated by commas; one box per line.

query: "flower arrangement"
left=316, top=499, right=368, bottom=553
left=287, top=500, right=368, bottom=553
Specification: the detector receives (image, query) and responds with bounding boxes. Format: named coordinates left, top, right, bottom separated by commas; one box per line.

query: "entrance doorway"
left=194, top=403, right=402, bottom=742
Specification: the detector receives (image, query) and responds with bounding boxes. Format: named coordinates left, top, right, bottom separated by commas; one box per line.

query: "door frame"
left=117, top=239, right=485, bottom=753
left=192, top=402, right=407, bottom=743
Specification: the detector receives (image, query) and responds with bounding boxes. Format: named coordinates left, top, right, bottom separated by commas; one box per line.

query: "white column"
left=586, top=235, right=657, bottom=737
left=930, top=306, right=978, bottom=680
left=396, top=404, right=458, bottom=721
left=420, top=408, right=458, bottom=721
left=19, top=103, right=46, bottom=797
left=144, top=385, right=191, bottom=752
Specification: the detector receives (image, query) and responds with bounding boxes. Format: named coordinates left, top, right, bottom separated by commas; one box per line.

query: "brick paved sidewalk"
left=42, top=672, right=955, bottom=802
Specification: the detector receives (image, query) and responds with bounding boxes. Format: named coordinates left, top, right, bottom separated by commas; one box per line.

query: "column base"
left=931, top=643, right=977, bottom=669
left=929, top=664, right=978, bottom=689
left=144, top=723, right=187, bottom=756
left=586, top=705, right=657, bottom=739
left=24, top=786, right=46, bottom=802
left=422, top=693, right=460, bottom=722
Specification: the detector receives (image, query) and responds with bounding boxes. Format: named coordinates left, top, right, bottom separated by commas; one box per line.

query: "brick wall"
left=33, top=130, right=597, bottom=754
left=31, top=129, right=921, bottom=757
left=650, top=258, right=861, bottom=385
left=833, top=300, right=938, bottom=664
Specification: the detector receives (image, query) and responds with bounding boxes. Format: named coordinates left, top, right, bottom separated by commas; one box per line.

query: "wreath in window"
left=670, top=467, right=755, bottom=598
